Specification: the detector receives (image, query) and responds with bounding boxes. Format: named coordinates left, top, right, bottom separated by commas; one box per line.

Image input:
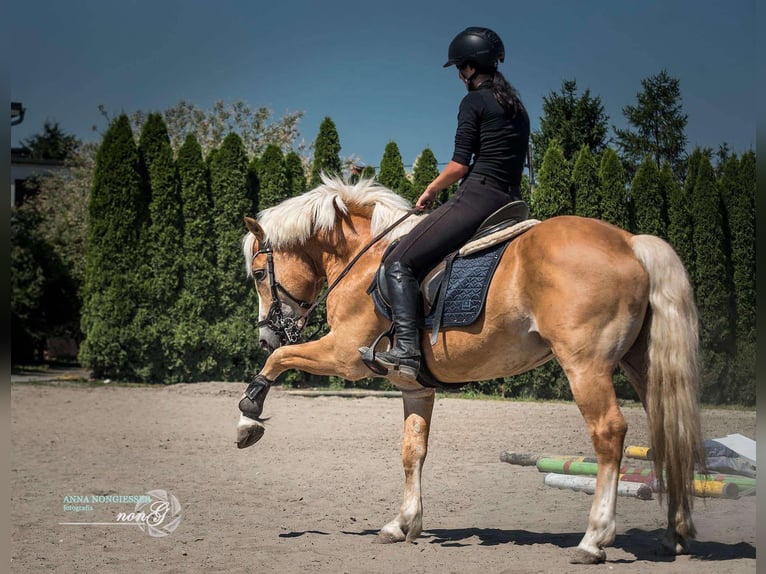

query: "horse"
left=235, top=175, right=704, bottom=564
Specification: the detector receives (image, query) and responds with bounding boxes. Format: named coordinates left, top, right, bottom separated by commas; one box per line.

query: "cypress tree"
left=361, top=166, right=376, bottom=180
left=210, top=133, right=254, bottom=315
left=138, top=114, right=184, bottom=306
left=285, top=151, right=307, bottom=197
left=173, top=134, right=218, bottom=381
left=79, top=115, right=147, bottom=379
left=598, top=148, right=629, bottom=230
left=691, top=156, right=731, bottom=403
left=655, top=162, right=678, bottom=243
left=571, top=145, right=600, bottom=219
left=670, top=149, right=705, bottom=281
left=208, top=133, right=263, bottom=381
left=629, top=156, right=666, bottom=237
left=378, top=141, right=412, bottom=198
left=531, top=140, right=572, bottom=219
left=666, top=162, right=694, bottom=275
left=258, top=144, right=289, bottom=209
left=411, top=148, right=439, bottom=205
left=133, top=113, right=184, bottom=381
left=310, top=117, right=342, bottom=187
left=247, top=156, right=261, bottom=215
left=716, top=155, right=738, bottom=327
left=728, top=151, right=755, bottom=404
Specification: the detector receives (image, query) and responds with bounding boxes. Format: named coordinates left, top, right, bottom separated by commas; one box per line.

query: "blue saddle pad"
left=423, top=241, right=509, bottom=329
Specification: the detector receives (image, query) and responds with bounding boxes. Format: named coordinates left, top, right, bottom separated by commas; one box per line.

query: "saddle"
left=364, top=200, right=539, bottom=389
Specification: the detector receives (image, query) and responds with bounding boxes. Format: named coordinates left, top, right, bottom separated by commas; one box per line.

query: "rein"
left=253, top=208, right=420, bottom=345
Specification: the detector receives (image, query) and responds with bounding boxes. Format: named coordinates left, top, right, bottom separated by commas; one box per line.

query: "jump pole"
left=543, top=473, right=653, bottom=500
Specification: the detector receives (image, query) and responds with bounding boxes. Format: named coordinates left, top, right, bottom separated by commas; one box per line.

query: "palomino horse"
left=236, top=176, right=704, bottom=564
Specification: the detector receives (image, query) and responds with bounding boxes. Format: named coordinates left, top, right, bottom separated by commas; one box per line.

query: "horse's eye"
left=253, top=269, right=266, bottom=282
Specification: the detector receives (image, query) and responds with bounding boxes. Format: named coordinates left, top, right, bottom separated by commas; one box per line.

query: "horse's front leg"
left=378, top=388, right=435, bottom=543
left=236, top=334, right=371, bottom=449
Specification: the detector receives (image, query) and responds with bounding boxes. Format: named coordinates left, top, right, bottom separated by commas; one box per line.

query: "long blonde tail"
left=631, top=234, right=704, bottom=538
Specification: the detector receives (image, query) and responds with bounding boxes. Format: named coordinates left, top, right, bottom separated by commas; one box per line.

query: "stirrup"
left=359, top=325, right=395, bottom=375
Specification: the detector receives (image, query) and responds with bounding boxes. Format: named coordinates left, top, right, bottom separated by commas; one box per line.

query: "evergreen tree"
left=174, top=134, right=219, bottom=381
left=571, top=145, right=600, bottom=219
left=655, top=162, right=678, bottom=243
left=11, top=207, right=46, bottom=362
left=411, top=148, right=439, bottom=205
left=727, top=151, right=755, bottom=404
left=210, top=133, right=255, bottom=315
left=378, top=141, right=412, bottom=198
left=21, top=120, right=80, bottom=160
left=177, top=134, right=217, bottom=311
left=208, top=133, right=263, bottom=381
left=598, top=148, right=629, bottom=230
left=629, top=156, right=666, bottom=237
left=530, top=79, right=609, bottom=171
left=531, top=140, right=572, bottom=219
left=310, top=117, right=342, bottom=187
left=666, top=164, right=694, bottom=276
left=285, top=151, right=307, bottom=197
left=79, top=115, right=147, bottom=379
left=614, top=70, right=688, bottom=180
left=691, top=156, right=731, bottom=403
left=361, top=166, right=376, bottom=180
left=138, top=113, right=183, bottom=308
left=258, top=144, right=290, bottom=209
left=668, top=149, right=705, bottom=281
left=247, top=156, right=261, bottom=214
left=134, top=113, right=184, bottom=381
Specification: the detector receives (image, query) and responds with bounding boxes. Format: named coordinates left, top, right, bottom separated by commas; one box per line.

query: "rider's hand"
left=415, top=188, right=438, bottom=211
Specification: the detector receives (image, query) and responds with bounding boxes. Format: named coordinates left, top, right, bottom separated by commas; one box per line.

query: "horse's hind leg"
left=566, top=366, right=628, bottom=564
left=378, top=388, right=435, bottom=543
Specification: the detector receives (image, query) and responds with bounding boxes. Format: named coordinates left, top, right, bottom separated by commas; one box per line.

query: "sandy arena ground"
left=10, top=380, right=756, bottom=573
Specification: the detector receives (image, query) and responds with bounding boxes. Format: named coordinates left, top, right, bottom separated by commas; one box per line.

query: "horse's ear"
left=244, top=216, right=265, bottom=241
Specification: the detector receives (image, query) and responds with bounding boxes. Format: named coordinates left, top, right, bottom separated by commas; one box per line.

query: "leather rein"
left=252, top=208, right=420, bottom=346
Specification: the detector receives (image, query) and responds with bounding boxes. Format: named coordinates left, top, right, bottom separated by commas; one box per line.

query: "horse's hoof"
left=376, top=526, right=405, bottom=544
left=570, top=547, right=606, bottom=564
left=236, top=415, right=265, bottom=449
left=661, top=535, right=690, bottom=555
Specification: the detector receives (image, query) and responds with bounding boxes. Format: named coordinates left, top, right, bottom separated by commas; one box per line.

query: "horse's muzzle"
left=259, top=339, right=276, bottom=354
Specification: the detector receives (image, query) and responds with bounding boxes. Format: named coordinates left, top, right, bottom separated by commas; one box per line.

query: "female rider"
left=369, top=26, right=530, bottom=382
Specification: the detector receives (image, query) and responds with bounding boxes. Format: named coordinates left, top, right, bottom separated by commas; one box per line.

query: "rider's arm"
left=417, top=161, right=469, bottom=210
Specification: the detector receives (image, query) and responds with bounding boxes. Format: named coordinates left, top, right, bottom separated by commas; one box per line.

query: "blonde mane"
left=243, top=174, right=424, bottom=275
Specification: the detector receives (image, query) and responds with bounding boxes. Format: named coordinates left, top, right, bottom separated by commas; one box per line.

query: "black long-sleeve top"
left=451, top=81, right=530, bottom=187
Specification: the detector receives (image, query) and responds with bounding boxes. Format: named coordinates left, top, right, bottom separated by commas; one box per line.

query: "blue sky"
left=10, top=0, right=756, bottom=170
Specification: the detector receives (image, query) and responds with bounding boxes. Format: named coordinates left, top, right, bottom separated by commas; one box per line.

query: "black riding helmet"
left=443, top=26, right=505, bottom=70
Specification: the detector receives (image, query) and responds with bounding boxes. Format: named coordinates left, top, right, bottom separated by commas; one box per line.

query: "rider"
left=369, top=26, right=530, bottom=382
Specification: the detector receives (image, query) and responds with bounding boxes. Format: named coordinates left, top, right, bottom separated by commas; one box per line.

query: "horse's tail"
left=630, top=234, right=704, bottom=539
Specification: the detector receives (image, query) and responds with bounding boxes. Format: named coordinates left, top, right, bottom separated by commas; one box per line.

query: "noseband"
left=252, top=208, right=420, bottom=347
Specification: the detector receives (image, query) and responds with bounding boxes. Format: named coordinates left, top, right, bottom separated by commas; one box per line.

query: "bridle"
left=251, top=208, right=419, bottom=347
left=252, top=241, right=313, bottom=345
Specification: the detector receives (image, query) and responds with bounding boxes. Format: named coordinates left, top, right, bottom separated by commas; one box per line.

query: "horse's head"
left=243, top=216, right=323, bottom=353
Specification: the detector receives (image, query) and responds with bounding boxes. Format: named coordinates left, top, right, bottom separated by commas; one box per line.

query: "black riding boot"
left=374, top=261, right=421, bottom=381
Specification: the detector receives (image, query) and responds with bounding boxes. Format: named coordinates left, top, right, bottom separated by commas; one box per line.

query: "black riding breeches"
left=386, top=174, right=518, bottom=278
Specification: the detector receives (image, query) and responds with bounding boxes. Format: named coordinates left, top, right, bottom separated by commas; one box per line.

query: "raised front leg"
left=237, top=334, right=375, bottom=449
left=378, top=388, right=435, bottom=543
